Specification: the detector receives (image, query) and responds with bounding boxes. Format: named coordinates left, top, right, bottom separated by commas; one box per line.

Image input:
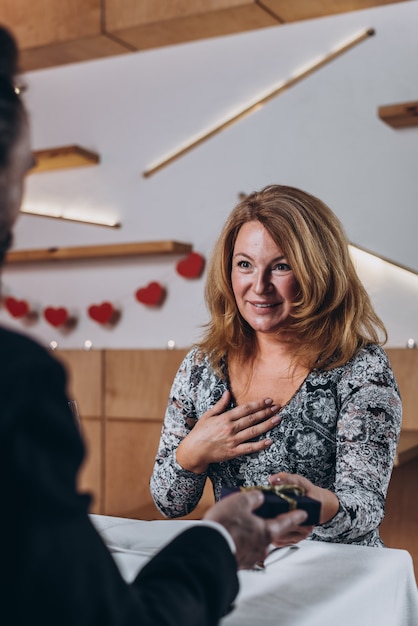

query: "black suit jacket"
left=0, top=326, right=238, bottom=625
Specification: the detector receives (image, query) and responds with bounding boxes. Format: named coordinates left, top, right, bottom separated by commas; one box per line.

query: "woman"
left=1, top=27, right=311, bottom=626
left=150, top=184, right=402, bottom=546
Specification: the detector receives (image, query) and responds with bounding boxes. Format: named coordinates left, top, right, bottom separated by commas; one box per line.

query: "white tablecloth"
left=91, top=515, right=418, bottom=626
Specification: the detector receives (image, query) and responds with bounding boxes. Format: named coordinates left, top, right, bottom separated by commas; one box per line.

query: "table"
left=91, top=515, right=418, bottom=626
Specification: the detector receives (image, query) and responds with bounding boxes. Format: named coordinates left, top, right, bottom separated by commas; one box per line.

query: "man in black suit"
left=0, top=25, right=310, bottom=626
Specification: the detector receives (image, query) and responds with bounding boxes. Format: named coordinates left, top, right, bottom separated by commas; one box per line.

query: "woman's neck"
left=228, top=334, right=310, bottom=407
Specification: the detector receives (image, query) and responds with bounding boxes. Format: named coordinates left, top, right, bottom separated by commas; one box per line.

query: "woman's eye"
left=237, top=260, right=251, bottom=269
left=274, top=263, right=291, bottom=271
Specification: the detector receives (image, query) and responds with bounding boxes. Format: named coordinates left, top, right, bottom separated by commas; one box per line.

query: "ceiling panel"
left=0, top=0, right=412, bottom=71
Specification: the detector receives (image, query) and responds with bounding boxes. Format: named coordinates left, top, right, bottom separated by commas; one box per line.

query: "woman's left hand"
left=268, top=472, right=339, bottom=525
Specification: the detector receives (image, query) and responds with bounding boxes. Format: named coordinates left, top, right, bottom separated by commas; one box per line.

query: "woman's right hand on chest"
left=175, top=390, right=281, bottom=473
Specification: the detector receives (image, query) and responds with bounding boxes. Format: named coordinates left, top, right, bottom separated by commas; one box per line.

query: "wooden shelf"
left=5, top=241, right=192, bottom=264
left=378, top=100, right=418, bottom=128
left=394, top=430, right=418, bottom=466
left=30, top=145, right=100, bottom=173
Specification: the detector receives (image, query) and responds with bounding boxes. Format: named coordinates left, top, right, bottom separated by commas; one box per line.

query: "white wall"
left=2, top=0, right=418, bottom=350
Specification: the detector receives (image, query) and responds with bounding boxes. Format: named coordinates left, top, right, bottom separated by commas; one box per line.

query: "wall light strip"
left=20, top=207, right=121, bottom=229
left=349, top=243, right=418, bottom=277
left=143, top=28, right=375, bottom=178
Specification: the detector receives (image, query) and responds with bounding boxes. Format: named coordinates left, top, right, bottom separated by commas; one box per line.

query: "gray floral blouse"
left=150, top=344, right=401, bottom=546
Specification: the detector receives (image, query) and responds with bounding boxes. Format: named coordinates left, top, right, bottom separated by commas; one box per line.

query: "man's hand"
left=203, top=490, right=312, bottom=570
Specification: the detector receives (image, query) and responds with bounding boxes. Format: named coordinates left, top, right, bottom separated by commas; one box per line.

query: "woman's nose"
left=253, top=270, right=272, bottom=294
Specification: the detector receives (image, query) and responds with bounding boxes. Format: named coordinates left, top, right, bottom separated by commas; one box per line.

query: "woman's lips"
left=251, top=302, right=279, bottom=309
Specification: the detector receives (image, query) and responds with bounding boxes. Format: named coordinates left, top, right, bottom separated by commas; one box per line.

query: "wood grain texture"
left=261, top=0, right=408, bottom=22
left=19, top=36, right=130, bottom=72
left=105, top=4, right=279, bottom=50
left=0, top=0, right=101, bottom=47
left=378, top=101, right=418, bottom=129
left=78, top=418, right=103, bottom=514
left=55, top=349, right=103, bottom=418
left=31, top=145, right=100, bottom=173
left=386, top=348, right=418, bottom=430
left=105, top=0, right=257, bottom=28
left=0, top=0, right=409, bottom=70
left=6, top=241, right=192, bottom=265
left=104, top=418, right=214, bottom=519
left=104, top=349, right=189, bottom=419
left=104, top=419, right=160, bottom=516
left=395, top=430, right=418, bottom=467
left=380, top=457, right=418, bottom=584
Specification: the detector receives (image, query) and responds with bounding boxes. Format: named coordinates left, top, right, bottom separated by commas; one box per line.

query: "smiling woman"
left=231, top=221, right=299, bottom=335
left=150, top=184, right=402, bottom=547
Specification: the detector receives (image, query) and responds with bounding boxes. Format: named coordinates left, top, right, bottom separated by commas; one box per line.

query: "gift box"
left=220, top=484, right=321, bottom=525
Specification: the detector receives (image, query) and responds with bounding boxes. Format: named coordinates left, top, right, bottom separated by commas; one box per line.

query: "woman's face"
left=0, top=113, right=33, bottom=229
left=231, top=221, right=299, bottom=335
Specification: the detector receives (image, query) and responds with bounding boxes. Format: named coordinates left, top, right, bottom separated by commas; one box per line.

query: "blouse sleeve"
left=312, top=346, right=402, bottom=545
left=150, top=349, right=208, bottom=518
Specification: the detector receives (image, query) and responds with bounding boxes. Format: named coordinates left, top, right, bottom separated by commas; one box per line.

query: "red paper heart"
left=176, top=252, right=205, bottom=279
left=4, top=296, right=30, bottom=318
left=135, top=281, right=166, bottom=306
left=44, top=306, right=69, bottom=328
left=88, top=301, right=116, bottom=325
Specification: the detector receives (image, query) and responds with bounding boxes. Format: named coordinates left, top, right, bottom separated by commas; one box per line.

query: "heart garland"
left=88, top=301, right=120, bottom=326
left=4, top=296, right=31, bottom=319
left=43, top=306, right=70, bottom=328
left=2, top=250, right=205, bottom=330
left=176, top=251, right=205, bottom=279
left=43, top=307, right=79, bottom=331
left=135, top=281, right=166, bottom=307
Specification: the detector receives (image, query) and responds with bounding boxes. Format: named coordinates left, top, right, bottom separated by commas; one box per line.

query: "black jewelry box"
left=220, top=485, right=321, bottom=525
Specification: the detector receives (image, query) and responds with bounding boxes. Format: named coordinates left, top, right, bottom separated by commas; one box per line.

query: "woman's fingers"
left=202, top=394, right=281, bottom=439
left=268, top=472, right=340, bottom=525
left=269, top=525, right=314, bottom=547
left=269, top=472, right=309, bottom=488
left=229, top=397, right=275, bottom=421
left=207, top=394, right=276, bottom=422
left=179, top=394, right=283, bottom=469
left=239, top=406, right=281, bottom=431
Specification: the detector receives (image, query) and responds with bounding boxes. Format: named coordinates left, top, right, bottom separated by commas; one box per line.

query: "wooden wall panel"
left=105, top=1, right=279, bottom=50
left=106, top=0, right=273, bottom=28
left=55, top=348, right=216, bottom=521
left=56, top=349, right=103, bottom=418
left=104, top=419, right=160, bottom=517
left=104, top=349, right=188, bottom=419
left=380, top=457, right=418, bottom=583
left=0, top=0, right=129, bottom=71
left=104, top=418, right=214, bottom=519
left=1, top=0, right=101, bottom=47
left=386, top=348, right=418, bottom=430
left=78, top=417, right=103, bottom=514
left=0, top=0, right=279, bottom=69
left=261, top=0, right=408, bottom=23
left=0, top=0, right=410, bottom=70
left=19, top=37, right=129, bottom=73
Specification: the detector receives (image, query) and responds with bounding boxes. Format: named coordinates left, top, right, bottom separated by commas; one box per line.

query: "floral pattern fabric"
left=150, top=344, right=401, bottom=546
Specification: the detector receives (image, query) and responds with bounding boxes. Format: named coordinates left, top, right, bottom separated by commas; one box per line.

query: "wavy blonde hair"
left=198, top=184, right=386, bottom=373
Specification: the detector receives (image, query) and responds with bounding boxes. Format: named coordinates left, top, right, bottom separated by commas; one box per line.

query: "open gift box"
left=220, top=484, right=321, bottom=525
